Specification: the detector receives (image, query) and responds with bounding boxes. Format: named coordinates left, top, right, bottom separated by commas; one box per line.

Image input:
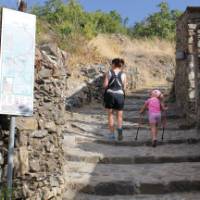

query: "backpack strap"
left=108, top=70, right=124, bottom=88
left=117, top=71, right=123, bottom=86
left=108, top=70, right=116, bottom=87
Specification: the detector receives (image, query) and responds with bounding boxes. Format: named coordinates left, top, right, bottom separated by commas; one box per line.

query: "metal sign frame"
left=0, top=8, right=36, bottom=116
left=0, top=7, right=36, bottom=199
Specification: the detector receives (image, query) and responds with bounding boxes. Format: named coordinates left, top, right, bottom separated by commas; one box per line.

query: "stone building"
left=175, top=7, right=200, bottom=128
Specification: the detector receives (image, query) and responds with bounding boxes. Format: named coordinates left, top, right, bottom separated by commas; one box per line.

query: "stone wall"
left=0, top=116, right=10, bottom=193
left=66, top=74, right=104, bottom=110
left=197, top=26, right=200, bottom=128
left=0, top=44, right=67, bottom=199
left=65, top=63, right=107, bottom=110
left=0, top=126, right=5, bottom=189
left=175, top=7, right=200, bottom=127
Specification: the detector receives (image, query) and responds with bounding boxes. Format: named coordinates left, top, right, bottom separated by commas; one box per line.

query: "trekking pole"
left=161, top=111, right=167, bottom=141
left=135, top=114, right=142, bottom=141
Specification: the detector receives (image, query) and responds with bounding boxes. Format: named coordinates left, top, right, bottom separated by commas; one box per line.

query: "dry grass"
left=89, top=34, right=122, bottom=59
left=128, top=37, right=175, bottom=58
left=68, top=44, right=106, bottom=68
left=89, top=34, right=175, bottom=59
left=66, top=34, right=175, bottom=91
left=38, top=30, right=175, bottom=91
left=88, top=34, right=175, bottom=89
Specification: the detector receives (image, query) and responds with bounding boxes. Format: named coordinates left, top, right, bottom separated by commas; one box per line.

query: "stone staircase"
left=63, top=87, right=200, bottom=200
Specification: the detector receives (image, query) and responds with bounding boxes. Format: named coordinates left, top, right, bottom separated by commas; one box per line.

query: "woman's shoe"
left=152, top=140, right=157, bottom=147
left=108, top=133, right=115, bottom=141
left=117, top=128, right=123, bottom=141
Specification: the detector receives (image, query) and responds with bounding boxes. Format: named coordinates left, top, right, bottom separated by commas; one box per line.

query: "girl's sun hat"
left=151, top=90, right=162, bottom=98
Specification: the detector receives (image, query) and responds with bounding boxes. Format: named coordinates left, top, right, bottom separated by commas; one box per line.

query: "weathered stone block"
left=50, top=176, right=60, bottom=187
left=29, top=160, right=40, bottom=172
left=188, top=45, right=193, bottom=53
left=188, top=71, right=195, bottom=80
left=31, top=130, right=48, bottom=138
left=188, top=23, right=197, bottom=29
left=41, top=43, right=59, bottom=58
left=42, top=189, right=55, bottom=200
left=45, top=142, right=55, bottom=153
left=19, top=146, right=29, bottom=175
left=38, top=119, right=45, bottom=129
left=45, top=121, right=57, bottom=132
left=197, top=41, right=200, bottom=48
left=189, top=90, right=196, bottom=99
left=18, top=133, right=28, bottom=146
left=38, top=67, right=52, bottom=78
left=188, top=36, right=194, bottom=44
left=16, top=117, right=38, bottom=131
left=189, top=80, right=195, bottom=88
left=0, top=153, right=4, bottom=165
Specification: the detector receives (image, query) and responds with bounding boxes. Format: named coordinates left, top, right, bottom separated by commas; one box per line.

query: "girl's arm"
left=161, top=102, right=168, bottom=111
left=103, top=72, right=109, bottom=89
left=140, top=103, right=147, bottom=114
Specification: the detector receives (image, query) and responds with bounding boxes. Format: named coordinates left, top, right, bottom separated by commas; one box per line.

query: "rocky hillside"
left=67, top=34, right=175, bottom=97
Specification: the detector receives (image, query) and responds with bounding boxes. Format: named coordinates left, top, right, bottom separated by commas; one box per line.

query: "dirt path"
left=63, top=87, right=200, bottom=200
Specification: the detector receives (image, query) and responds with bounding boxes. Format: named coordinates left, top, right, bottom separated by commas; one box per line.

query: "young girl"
left=140, top=90, right=167, bottom=147
left=103, top=58, right=127, bottom=141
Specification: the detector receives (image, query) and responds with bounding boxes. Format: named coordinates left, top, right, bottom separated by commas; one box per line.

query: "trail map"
left=0, top=8, right=36, bottom=116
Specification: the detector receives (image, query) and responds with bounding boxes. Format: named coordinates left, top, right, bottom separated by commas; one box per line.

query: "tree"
left=128, top=1, right=182, bottom=40
left=32, top=0, right=127, bottom=39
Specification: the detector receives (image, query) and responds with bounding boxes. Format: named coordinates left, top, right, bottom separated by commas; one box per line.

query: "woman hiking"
left=103, top=58, right=127, bottom=141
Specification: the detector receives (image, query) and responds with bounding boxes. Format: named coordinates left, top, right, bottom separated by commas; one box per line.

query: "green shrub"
left=128, top=1, right=182, bottom=40
left=32, top=0, right=181, bottom=51
left=0, top=187, right=13, bottom=200
left=32, top=0, right=127, bottom=40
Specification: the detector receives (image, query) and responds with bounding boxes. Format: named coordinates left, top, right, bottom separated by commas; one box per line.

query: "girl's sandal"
left=152, top=140, right=157, bottom=148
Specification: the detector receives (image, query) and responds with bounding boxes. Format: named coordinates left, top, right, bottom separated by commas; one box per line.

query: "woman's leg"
left=117, top=110, right=123, bottom=140
left=108, top=109, right=114, bottom=133
left=117, top=110, right=123, bottom=129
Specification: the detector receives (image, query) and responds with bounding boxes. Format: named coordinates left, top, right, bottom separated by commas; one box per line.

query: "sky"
left=1, top=0, right=200, bottom=25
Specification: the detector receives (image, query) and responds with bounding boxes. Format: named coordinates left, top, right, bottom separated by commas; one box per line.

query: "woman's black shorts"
left=104, top=92, right=125, bottom=110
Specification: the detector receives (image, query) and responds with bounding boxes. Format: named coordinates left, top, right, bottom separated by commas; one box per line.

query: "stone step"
left=63, top=190, right=200, bottom=200
left=71, top=105, right=179, bottom=120
left=69, top=119, right=190, bottom=131
left=66, top=124, right=200, bottom=146
left=94, top=137, right=200, bottom=147
left=70, top=118, right=188, bottom=133
left=123, top=122, right=191, bottom=131
left=71, top=102, right=145, bottom=113
left=125, top=94, right=149, bottom=101
left=64, top=142, right=200, bottom=164
left=69, top=105, right=180, bottom=123
left=65, top=162, right=200, bottom=195
left=124, top=103, right=144, bottom=111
